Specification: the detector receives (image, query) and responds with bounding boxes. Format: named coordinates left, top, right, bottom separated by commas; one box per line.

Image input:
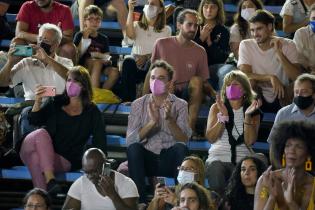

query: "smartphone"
left=157, top=177, right=166, bottom=187
left=41, top=86, right=56, bottom=97
left=13, top=45, right=33, bottom=57
left=102, top=162, right=111, bottom=176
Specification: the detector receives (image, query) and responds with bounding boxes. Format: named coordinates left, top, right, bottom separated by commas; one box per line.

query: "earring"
left=282, top=154, right=286, bottom=167
left=305, top=157, right=312, bottom=171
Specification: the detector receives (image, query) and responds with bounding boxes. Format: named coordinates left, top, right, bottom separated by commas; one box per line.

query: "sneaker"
left=47, top=179, right=62, bottom=195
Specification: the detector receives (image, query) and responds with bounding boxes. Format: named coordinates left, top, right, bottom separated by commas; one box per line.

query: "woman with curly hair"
left=171, top=182, right=214, bottom=210
left=254, top=121, right=315, bottom=210
left=220, top=156, right=267, bottom=210
left=229, top=0, right=264, bottom=59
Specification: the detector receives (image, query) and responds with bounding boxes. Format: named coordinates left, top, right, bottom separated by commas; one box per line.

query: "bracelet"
left=217, top=112, right=229, bottom=124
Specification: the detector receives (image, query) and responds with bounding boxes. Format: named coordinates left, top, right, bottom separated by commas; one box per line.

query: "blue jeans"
left=127, top=142, right=188, bottom=203
left=20, top=106, right=37, bottom=137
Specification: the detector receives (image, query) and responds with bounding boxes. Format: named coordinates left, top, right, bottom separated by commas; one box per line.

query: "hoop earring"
left=305, top=157, right=312, bottom=171
left=282, top=154, right=286, bottom=167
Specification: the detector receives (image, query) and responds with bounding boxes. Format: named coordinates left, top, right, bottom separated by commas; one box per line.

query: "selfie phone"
left=13, top=45, right=33, bottom=57
left=102, top=162, right=111, bottom=176
left=157, top=177, right=166, bottom=187
left=41, top=86, right=56, bottom=97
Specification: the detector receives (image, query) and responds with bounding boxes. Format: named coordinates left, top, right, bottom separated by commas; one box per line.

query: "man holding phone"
left=0, top=23, right=73, bottom=101
left=63, top=148, right=139, bottom=210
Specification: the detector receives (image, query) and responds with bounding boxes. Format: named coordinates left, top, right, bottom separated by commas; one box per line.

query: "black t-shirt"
left=74, top=31, right=110, bottom=64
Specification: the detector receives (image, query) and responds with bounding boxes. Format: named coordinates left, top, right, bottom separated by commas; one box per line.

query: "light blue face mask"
left=310, top=21, right=315, bottom=33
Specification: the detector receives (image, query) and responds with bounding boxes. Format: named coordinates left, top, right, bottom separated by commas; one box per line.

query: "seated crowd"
left=0, top=0, right=315, bottom=210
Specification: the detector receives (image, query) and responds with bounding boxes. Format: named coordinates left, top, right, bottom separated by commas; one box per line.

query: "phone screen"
left=13, top=45, right=33, bottom=57
left=157, top=177, right=165, bottom=187
left=102, top=162, right=111, bottom=176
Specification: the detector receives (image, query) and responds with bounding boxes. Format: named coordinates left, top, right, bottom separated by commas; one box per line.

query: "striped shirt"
left=126, top=94, right=192, bottom=154
left=207, top=107, right=252, bottom=163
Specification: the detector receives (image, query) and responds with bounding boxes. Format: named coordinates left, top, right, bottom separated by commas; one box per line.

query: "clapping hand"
left=162, top=99, right=172, bottom=121
left=148, top=100, right=159, bottom=124
left=282, top=168, right=295, bottom=205
left=199, top=23, right=213, bottom=42
left=216, top=94, right=228, bottom=116
left=245, top=99, right=261, bottom=116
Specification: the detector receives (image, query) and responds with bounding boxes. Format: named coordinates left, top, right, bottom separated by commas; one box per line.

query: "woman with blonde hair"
left=205, top=70, right=261, bottom=196
left=120, top=0, right=171, bottom=101
left=147, top=155, right=207, bottom=210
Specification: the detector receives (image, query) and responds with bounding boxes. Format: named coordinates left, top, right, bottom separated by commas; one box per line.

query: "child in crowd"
left=74, top=5, right=119, bottom=90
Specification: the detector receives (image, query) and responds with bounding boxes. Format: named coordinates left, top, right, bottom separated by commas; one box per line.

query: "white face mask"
left=241, top=8, right=256, bottom=21
left=177, top=170, right=195, bottom=185
left=143, top=5, right=159, bottom=20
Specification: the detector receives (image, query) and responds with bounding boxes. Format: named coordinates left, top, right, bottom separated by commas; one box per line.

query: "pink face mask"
left=226, top=84, right=243, bottom=100
left=66, top=81, right=82, bottom=97
left=150, top=79, right=166, bottom=95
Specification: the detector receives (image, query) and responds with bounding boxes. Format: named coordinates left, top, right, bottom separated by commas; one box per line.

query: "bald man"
left=63, top=148, right=139, bottom=210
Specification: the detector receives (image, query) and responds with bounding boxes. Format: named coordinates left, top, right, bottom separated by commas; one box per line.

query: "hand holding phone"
left=157, top=177, right=166, bottom=187
left=13, top=45, right=33, bottom=57
left=102, top=162, right=111, bottom=177
left=41, top=86, right=56, bottom=97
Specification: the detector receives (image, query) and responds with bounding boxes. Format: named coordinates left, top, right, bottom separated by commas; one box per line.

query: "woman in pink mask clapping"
left=19, top=66, right=106, bottom=194
left=204, top=70, right=262, bottom=196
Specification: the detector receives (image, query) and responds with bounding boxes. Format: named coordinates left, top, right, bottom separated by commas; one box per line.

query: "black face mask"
left=39, top=42, right=52, bottom=55
left=293, top=95, right=314, bottom=110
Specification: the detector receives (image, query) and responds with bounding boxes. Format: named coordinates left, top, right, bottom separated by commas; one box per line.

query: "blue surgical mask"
left=310, top=21, right=315, bottom=33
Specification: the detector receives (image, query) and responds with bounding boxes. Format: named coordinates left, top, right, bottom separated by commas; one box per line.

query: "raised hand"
left=128, top=0, right=137, bottom=11
left=148, top=100, right=159, bottom=124
left=34, top=85, right=46, bottom=103
left=245, top=99, right=262, bottom=116
left=282, top=168, right=295, bottom=205
left=216, top=94, right=228, bottom=116
left=199, top=23, right=213, bottom=42
left=270, top=75, right=284, bottom=99
left=162, top=99, right=172, bottom=120
left=153, top=183, right=167, bottom=200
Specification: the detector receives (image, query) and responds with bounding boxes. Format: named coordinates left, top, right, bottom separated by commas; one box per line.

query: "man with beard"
left=238, top=10, right=301, bottom=113
left=267, top=73, right=315, bottom=143
left=63, top=148, right=139, bottom=210
left=14, top=0, right=76, bottom=63
left=142, top=9, right=213, bottom=133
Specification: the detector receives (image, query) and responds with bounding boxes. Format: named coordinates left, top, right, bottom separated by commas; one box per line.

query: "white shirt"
left=10, top=55, right=73, bottom=100
left=293, top=25, right=315, bottom=69
left=207, top=107, right=251, bottom=163
left=68, top=171, right=139, bottom=210
left=237, top=38, right=298, bottom=102
left=280, top=0, right=311, bottom=24
left=131, top=22, right=171, bottom=55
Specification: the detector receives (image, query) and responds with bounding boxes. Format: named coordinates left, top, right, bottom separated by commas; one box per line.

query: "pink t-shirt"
left=151, top=37, right=209, bottom=90
left=16, top=1, right=74, bottom=34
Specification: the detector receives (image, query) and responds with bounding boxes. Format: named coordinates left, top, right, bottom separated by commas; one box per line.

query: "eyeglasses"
left=24, top=204, right=47, bottom=209
left=177, top=166, right=197, bottom=173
